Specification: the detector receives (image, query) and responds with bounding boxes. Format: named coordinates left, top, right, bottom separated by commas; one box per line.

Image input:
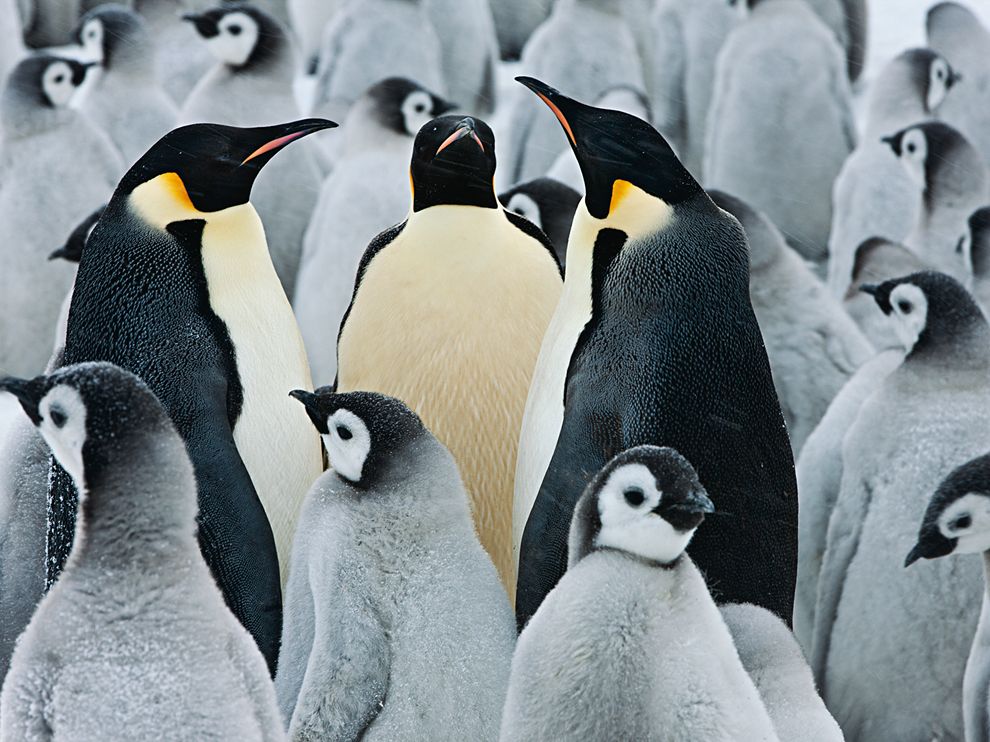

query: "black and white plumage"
left=0, top=363, right=284, bottom=741
left=812, top=272, right=990, bottom=741
left=501, top=446, right=779, bottom=741
left=498, top=177, right=581, bottom=269
left=277, top=389, right=515, bottom=741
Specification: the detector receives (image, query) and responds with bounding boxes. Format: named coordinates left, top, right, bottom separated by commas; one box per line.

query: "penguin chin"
left=594, top=517, right=694, bottom=566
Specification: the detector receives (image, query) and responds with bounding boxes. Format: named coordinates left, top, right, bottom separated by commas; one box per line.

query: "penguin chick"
left=277, top=389, right=515, bottom=741
left=512, top=78, right=797, bottom=628
left=710, top=190, right=873, bottom=456
left=73, top=4, right=178, bottom=164
left=0, top=0, right=25, bottom=87
left=49, top=204, right=107, bottom=358
left=721, top=603, right=843, bottom=742
left=180, top=2, right=323, bottom=298
left=0, top=363, right=284, bottom=741
left=882, top=121, right=987, bottom=284
left=967, top=206, right=990, bottom=310
left=813, top=272, right=990, bottom=741
left=335, top=113, right=563, bottom=595
left=705, top=0, right=856, bottom=263
left=501, top=446, right=779, bottom=742
left=423, top=0, right=498, bottom=115
left=928, top=2, right=990, bottom=168
left=490, top=0, right=552, bottom=61
left=51, top=119, right=334, bottom=673
left=498, top=177, right=581, bottom=269
left=827, top=49, right=959, bottom=298
left=294, top=77, right=455, bottom=386
left=907, top=451, right=990, bottom=742
left=0, top=54, right=122, bottom=377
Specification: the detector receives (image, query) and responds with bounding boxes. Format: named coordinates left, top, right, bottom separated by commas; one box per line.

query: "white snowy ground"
left=1, top=0, right=988, bottom=442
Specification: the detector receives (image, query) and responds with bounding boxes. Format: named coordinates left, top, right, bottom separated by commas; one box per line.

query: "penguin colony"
left=2, top=0, right=990, bottom=740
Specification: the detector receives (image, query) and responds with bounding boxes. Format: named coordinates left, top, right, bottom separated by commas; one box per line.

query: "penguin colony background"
left=0, top=0, right=989, bottom=739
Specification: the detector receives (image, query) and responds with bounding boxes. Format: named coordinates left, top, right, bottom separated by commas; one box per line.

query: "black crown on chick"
left=515, top=76, right=702, bottom=219
left=117, top=119, right=336, bottom=212
left=410, top=114, right=498, bottom=212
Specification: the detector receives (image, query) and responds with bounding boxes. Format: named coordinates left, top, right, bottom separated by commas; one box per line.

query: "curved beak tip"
left=904, top=545, right=922, bottom=567
left=859, top=283, right=880, bottom=296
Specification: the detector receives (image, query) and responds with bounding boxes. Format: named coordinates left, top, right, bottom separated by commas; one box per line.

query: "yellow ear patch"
left=609, top=179, right=635, bottom=214
left=129, top=172, right=199, bottom=229
left=159, top=172, right=196, bottom=212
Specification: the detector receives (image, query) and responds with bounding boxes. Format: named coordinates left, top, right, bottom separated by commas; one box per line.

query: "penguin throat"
left=580, top=181, right=674, bottom=241
left=128, top=172, right=258, bottom=229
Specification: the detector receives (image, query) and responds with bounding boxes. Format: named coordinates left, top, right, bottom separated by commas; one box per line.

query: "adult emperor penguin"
left=277, top=389, right=515, bottom=739
left=928, top=2, right=990, bottom=168
left=0, top=363, right=284, bottom=741
left=72, top=4, right=177, bottom=165
left=721, top=603, right=843, bottom=742
left=883, top=121, right=988, bottom=284
left=422, top=0, right=498, bottom=115
left=295, top=77, right=454, bottom=386
left=705, top=0, right=856, bottom=263
left=501, top=0, right=645, bottom=187
left=47, top=119, right=333, bottom=673
left=710, top=190, right=873, bottom=456
left=0, top=53, right=122, bottom=377
left=812, top=272, right=990, bottom=741
left=650, top=0, right=738, bottom=176
left=827, top=48, right=960, bottom=298
left=498, top=177, right=581, bottom=269
left=513, top=78, right=797, bottom=627
left=335, top=114, right=562, bottom=596
left=180, top=3, right=323, bottom=299
left=908, top=452, right=990, bottom=742
left=500, top=446, right=780, bottom=741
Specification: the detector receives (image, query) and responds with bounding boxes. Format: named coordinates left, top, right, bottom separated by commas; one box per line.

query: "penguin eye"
left=228, top=24, right=242, bottom=35
left=937, top=69, right=944, bottom=80
left=957, top=237, right=966, bottom=254
left=49, top=407, right=67, bottom=429
left=336, top=425, right=353, bottom=441
left=623, top=487, right=645, bottom=507
left=952, top=515, right=972, bottom=531
left=907, top=142, right=917, bottom=154
left=897, top=300, right=913, bottom=314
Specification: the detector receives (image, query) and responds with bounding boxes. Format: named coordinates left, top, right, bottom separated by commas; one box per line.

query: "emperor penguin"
left=277, top=389, right=515, bottom=740
left=422, top=0, right=498, bottom=115
left=498, top=177, right=581, bottom=269
left=0, top=53, right=122, bottom=377
left=71, top=4, right=177, bottom=165
left=294, top=77, right=454, bottom=386
left=286, top=0, right=338, bottom=74
left=50, top=204, right=107, bottom=358
left=180, top=3, right=324, bottom=299
left=311, top=0, right=445, bottom=128
left=928, top=2, right=990, bottom=168
left=908, top=452, right=990, bottom=742
left=334, top=114, right=563, bottom=596
left=827, top=49, right=960, bottom=298
left=500, top=446, right=780, bottom=742
left=0, top=363, right=285, bottom=741
left=136, top=0, right=214, bottom=105
left=512, top=78, right=797, bottom=628
left=720, top=603, right=843, bottom=742
left=883, top=121, right=989, bottom=283
left=21, top=0, right=79, bottom=47
left=501, top=0, right=645, bottom=187
left=968, top=206, right=990, bottom=310
left=710, top=190, right=873, bottom=456
left=46, top=119, right=333, bottom=672
left=812, top=272, right=990, bottom=742
left=490, top=0, right=551, bottom=61
left=650, top=0, right=738, bottom=176
left=705, top=0, right=856, bottom=263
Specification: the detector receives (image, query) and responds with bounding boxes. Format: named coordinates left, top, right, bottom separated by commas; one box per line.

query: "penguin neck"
left=906, top=317, right=990, bottom=372
left=0, top=98, right=76, bottom=139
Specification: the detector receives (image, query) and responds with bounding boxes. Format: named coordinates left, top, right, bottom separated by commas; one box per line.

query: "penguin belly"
left=337, top=206, right=561, bottom=595
left=200, top=205, right=323, bottom=582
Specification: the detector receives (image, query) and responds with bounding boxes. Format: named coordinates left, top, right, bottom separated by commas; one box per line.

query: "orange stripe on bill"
left=241, top=130, right=310, bottom=165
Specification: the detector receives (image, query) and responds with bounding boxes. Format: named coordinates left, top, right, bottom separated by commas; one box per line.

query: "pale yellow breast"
left=337, top=205, right=563, bottom=596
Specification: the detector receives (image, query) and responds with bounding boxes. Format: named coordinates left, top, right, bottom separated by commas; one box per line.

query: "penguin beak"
left=68, top=60, right=97, bottom=86
left=48, top=245, right=77, bottom=262
left=434, top=118, right=485, bottom=157
left=240, top=119, right=338, bottom=167
left=948, top=69, right=962, bottom=88
left=858, top=283, right=879, bottom=297
left=181, top=12, right=219, bottom=38
left=905, top=529, right=956, bottom=567
left=880, top=133, right=903, bottom=156
left=654, top=490, right=716, bottom=531
left=289, top=389, right=330, bottom=435
left=515, top=77, right=578, bottom=148
left=0, top=376, right=46, bottom=426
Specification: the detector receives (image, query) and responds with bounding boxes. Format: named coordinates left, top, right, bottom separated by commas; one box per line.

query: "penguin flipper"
left=288, top=600, right=390, bottom=739
left=223, top=627, right=285, bottom=740
left=0, top=646, right=57, bottom=739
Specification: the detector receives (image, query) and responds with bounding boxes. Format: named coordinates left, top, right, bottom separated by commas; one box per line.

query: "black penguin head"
left=860, top=271, right=986, bottom=357
left=906, top=452, right=990, bottom=567
left=363, top=77, right=457, bottom=137
left=881, top=122, right=977, bottom=209
left=499, top=177, right=581, bottom=267
left=0, top=362, right=173, bottom=494
left=118, top=119, right=336, bottom=214
left=515, top=77, right=701, bottom=221
left=3, top=54, right=93, bottom=114
left=50, top=204, right=106, bottom=263
left=968, top=206, right=990, bottom=278
left=74, top=4, right=149, bottom=70
left=901, top=48, right=960, bottom=113
left=409, top=114, right=498, bottom=212
left=182, top=3, right=286, bottom=70
left=568, top=446, right=714, bottom=568
left=290, top=389, right=428, bottom=489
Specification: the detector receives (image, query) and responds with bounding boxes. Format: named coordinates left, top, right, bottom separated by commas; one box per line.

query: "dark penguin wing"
left=504, top=210, right=563, bottom=276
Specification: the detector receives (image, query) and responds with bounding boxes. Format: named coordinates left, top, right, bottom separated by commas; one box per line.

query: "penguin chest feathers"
left=129, top=173, right=321, bottom=572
